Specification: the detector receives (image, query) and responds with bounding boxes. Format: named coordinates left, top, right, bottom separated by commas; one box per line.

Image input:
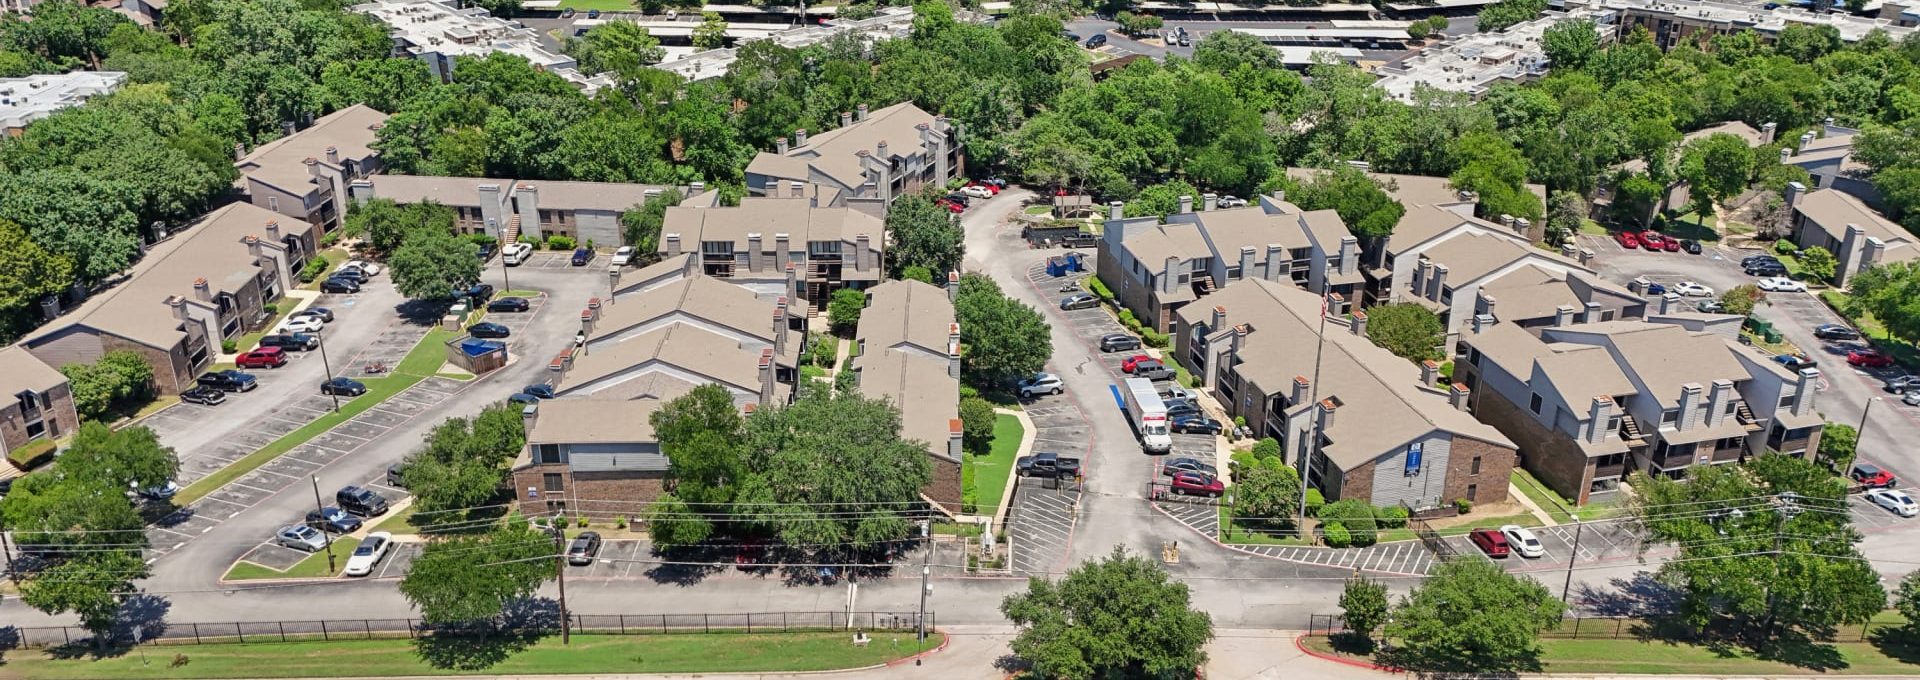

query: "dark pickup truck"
left=1016, top=452, right=1082, bottom=479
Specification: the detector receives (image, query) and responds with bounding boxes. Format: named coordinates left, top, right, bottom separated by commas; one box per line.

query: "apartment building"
left=659, top=195, right=884, bottom=308
left=0, top=71, right=126, bottom=137
left=235, top=104, right=389, bottom=241
left=21, top=203, right=301, bottom=394
left=348, top=175, right=704, bottom=246
left=1778, top=121, right=1881, bottom=209
left=0, top=347, right=78, bottom=467
left=1097, top=193, right=1363, bottom=332
left=1573, top=0, right=1916, bottom=47
left=850, top=277, right=963, bottom=513
left=744, top=102, right=962, bottom=216
left=1604, top=121, right=1777, bottom=221
left=1171, top=278, right=1517, bottom=511
left=1783, top=181, right=1917, bottom=287
left=1453, top=313, right=1823, bottom=504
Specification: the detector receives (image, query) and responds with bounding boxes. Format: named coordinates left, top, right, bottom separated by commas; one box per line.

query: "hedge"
left=6, top=437, right=56, bottom=470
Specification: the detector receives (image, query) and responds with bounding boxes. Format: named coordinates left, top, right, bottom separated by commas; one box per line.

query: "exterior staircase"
left=502, top=215, right=521, bottom=249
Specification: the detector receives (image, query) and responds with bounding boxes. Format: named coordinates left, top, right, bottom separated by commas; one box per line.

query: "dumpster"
left=1046, top=256, right=1069, bottom=277
left=1063, top=251, right=1085, bottom=272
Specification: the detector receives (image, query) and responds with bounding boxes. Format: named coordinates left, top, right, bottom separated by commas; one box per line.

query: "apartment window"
left=1470, top=456, right=1482, bottom=475
left=1779, top=393, right=1794, bottom=409
left=1225, top=265, right=1242, bottom=280
left=1440, top=287, right=1453, bottom=304
left=539, top=209, right=555, bottom=225
left=701, top=241, right=733, bottom=257
left=1717, top=436, right=1744, bottom=450
left=267, top=196, right=278, bottom=212
left=543, top=473, right=564, bottom=492
left=1661, top=408, right=1678, bottom=426
left=535, top=444, right=562, bottom=464
left=1607, top=415, right=1621, bottom=432
left=1529, top=393, right=1543, bottom=414
left=1602, top=310, right=1616, bottom=321
left=1465, top=484, right=1478, bottom=501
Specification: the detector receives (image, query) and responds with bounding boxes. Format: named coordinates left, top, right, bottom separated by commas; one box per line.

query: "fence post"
left=747, top=613, right=753, bottom=634
left=235, top=623, right=244, bottom=644
left=619, top=614, right=626, bottom=635
left=1615, top=617, right=1624, bottom=639
left=279, top=622, right=287, bottom=643
left=321, top=620, right=329, bottom=641
left=704, top=613, right=709, bottom=634
left=191, top=623, right=201, bottom=645
left=364, top=619, right=372, bottom=640
left=783, top=612, right=788, bottom=632
left=1572, top=616, right=1580, bottom=640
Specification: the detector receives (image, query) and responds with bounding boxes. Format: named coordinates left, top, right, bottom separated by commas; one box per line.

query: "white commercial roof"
left=352, top=0, right=612, bottom=93
left=653, top=6, right=941, bottom=81
left=0, top=71, right=126, bottom=131
left=1581, top=0, right=1915, bottom=42
left=1371, top=11, right=1602, bottom=101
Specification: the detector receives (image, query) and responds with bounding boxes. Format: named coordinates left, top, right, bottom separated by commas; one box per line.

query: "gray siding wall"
left=576, top=210, right=622, bottom=249
left=1367, top=431, right=1453, bottom=509
left=24, top=328, right=106, bottom=372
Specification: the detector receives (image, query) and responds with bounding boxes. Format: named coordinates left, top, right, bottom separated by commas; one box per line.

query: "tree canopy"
left=1362, top=303, right=1445, bottom=364
left=954, top=273, right=1053, bottom=385
left=1274, top=166, right=1405, bottom=239
left=885, top=193, right=965, bottom=277
left=1001, top=546, right=1214, bottom=679
left=1380, top=558, right=1565, bottom=673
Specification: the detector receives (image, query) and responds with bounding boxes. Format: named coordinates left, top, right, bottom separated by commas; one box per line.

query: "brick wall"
left=1336, top=461, right=1374, bottom=502
left=1443, top=436, right=1516, bottom=506
left=1468, top=382, right=1606, bottom=505
left=102, top=335, right=192, bottom=395
left=510, top=463, right=666, bottom=521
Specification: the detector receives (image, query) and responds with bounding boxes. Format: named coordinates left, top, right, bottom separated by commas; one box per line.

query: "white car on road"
left=611, top=246, right=636, bottom=266
left=1868, top=488, right=1919, bottom=517
left=1756, top=277, right=1806, bottom=292
left=1500, top=524, right=1546, bottom=558
left=343, top=260, right=382, bottom=276
left=344, top=531, right=393, bottom=576
left=959, top=185, right=994, bottom=199
left=1672, top=281, right=1715, bottom=297
left=278, top=316, right=325, bottom=333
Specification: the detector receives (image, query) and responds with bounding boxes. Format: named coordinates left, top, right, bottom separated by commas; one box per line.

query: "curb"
left=883, top=628, right=953, bottom=667
left=1293, top=634, right=1394, bottom=672
left=1148, top=502, right=1436, bottom=578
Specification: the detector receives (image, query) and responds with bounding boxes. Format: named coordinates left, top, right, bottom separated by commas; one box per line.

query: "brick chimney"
left=1292, top=375, right=1310, bottom=406
left=265, top=220, right=281, bottom=243
left=324, top=146, right=339, bottom=165
left=1419, top=360, right=1439, bottom=388
left=1178, top=195, right=1193, bottom=214
left=1450, top=382, right=1471, bottom=411
left=773, top=300, right=789, bottom=357
left=774, top=233, right=791, bottom=271
left=856, top=103, right=868, bottom=121
left=948, top=338, right=962, bottom=379
left=1211, top=305, right=1227, bottom=332
left=1706, top=379, right=1734, bottom=427
left=1350, top=310, right=1368, bottom=337
left=758, top=348, right=776, bottom=407
left=947, top=270, right=960, bottom=302
left=794, top=128, right=808, bottom=147
left=1555, top=304, right=1575, bottom=327
left=1588, top=396, right=1614, bottom=444
left=776, top=137, right=789, bottom=154
left=193, top=277, right=212, bottom=302
left=1265, top=244, right=1284, bottom=281
left=1203, top=193, right=1218, bottom=211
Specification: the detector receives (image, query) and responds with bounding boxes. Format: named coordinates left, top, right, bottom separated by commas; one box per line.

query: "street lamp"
left=315, top=331, right=339, bottom=413
left=311, top=476, right=337, bottom=574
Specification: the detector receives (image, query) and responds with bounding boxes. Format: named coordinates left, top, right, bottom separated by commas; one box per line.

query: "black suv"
left=179, top=385, right=226, bottom=406
left=1746, top=261, right=1788, bottom=276
left=259, top=333, right=319, bottom=351
left=460, top=283, right=496, bottom=301
left=306, top=507, right=363, bottom=534
left=198, top=370, right=258, bottom=392
left=335, top=486, right=390, bottom=517
left=1060, top=232, right=1099, bottom=248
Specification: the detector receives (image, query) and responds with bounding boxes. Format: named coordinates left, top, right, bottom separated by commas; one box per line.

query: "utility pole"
left=311, top=476, right=337, bottom=575
left=1560, top=520, right=1584, bottom=610
left=315, top=333, right=340, bottom=413
left=554, top=526, right=570, bottom=645
left=1298, top=285, right=1334, bottom=531
left=0, top=517, right=14, bottom=584
left=916, top=520, right=931, bottom=664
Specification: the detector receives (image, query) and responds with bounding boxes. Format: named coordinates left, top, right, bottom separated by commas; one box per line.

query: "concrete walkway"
left=1509, top=481, right=1561, bottom=527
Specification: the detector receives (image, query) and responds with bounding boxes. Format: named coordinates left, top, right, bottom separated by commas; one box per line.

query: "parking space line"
left=195, top=496, right=249, bottom=509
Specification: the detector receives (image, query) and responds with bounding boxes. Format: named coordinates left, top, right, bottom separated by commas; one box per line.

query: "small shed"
left=447, top=337, right=508, bottom=375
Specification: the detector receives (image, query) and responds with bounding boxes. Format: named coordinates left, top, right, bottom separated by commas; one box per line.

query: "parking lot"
left=509, top=251, right=610, bottom=269
left=232, top=475, right=415, bottom=575
left=1007, top=477, right=1080, bottom=576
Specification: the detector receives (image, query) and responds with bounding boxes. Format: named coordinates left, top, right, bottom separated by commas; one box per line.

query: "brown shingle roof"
left=528, top=398, right=665, bottom=444
left=0, top=346, right=66, bottom=396
left=745, top=102, right=940, bottom=189
left=235, top=104, right=387, bottom=196
left=853, top=279, right=959, bottom=462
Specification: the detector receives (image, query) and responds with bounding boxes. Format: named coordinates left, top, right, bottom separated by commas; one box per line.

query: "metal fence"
left=1305, top=613, right=1894, bottom=643
left=6, top=611, right=932, bottom=649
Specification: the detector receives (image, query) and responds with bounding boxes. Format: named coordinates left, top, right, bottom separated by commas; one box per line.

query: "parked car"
left=1168, top=472, right=1223, bottom=497
left=504, top=242, right=535, bottom=265
left=1616, top=231, right=1640, bottom=249
left=1133, top=361, right=1176, bottom=381
left=571, top=247, right=593, bottom=266
left=179, top=385, right=227, bottom=406
left=523, top=384, right=556, bottom=399
left=460, top=283, right=495, bottom=301
left=468, top=322, right=511, bottom=339
left=135, top=480, right=178, bottom=500
left=611, top=246, right=635, bottom=266
left=236, top=347, right=287, bottom=369
left=1904, top=391, right=1920, bottom=406
left=1773, top=353, right=1817, bottom=371
left=1016, top=451, right=1081, bottom=479
left=1165, top=401, right=1201, bottom=419
left=1758, top=277, right=1807, bottom=292
left=279, top=316, right=325, bottom=334
left=1672, top=281, right=1714, bottom=297
left=1681, top=239, right=1702, bottom=254
left=1851, top=462, right=1898, bottom=489
left=1059, top=294, right=1099, bottom=310
left=1886, top=375, right=1920, bottom=393
left=320, top=278, right=360, bottom=294
left=1500, top=525, right=1545, bottom=558
left=1171, top=414, right=1223, bottom=435
left=942, top=194, right=970, bottom=208
left=294, top=307, right=334, bottom=323
left=1658, top=234, right=1682, bottom=252
left=1743, top=254, right=1782, bottom=267
left=343, top=260, right=382, bottom=276
left=1696, top=300, right=1726, bottom=313
left=1746, top=261, right=1789, bottom=276
left=1814, top=323, right=1862, bottom=340
left=1848, top=349, right=1895, bottom=368
left=1161, top=457, right=1218, bottom=478
left=1100, top=333, right=1142, bottom=353
left=488, top=297, right=531, bottom=313
left=1867, top=488, right=1919, bottom=517
left=508, top=392, right=540, bottom=406
left=344, top=532, right=393, bottom=577
left=320, top=377, right=367, bottom=397
left=1159, top=383, right=1192, bottom=401
left=477, top=242, right=496, bottom=261
left=1120, top=354, right=1155, bottom=373
left=1644, top=282, right=1668, bottom=296
left=336, top=485, right=390, bottom=517
left=587, top=8, right=599, bottom=17
left=328, top=267, right=368, bottom=284
left=259, top=333, right=319, bottom=351
left=960, top=185, right=995, bottom=199
left=1058, top=232, right=1099, bottom=248
left=1639, top=230, right=1667, bottom=250
left=1085, top=33, right=1107, bottom=48
left=1218, top=195, right=1249, bottom=208
left=567, top=531, right=603, bottom=566
left=1468, top=528, right=1511, bottom=557
left=276, top=525, right=328, bottom=552
left=1017, top=373, right=1064, bottom=398
left=198, top=369, right=258, bottom=392
left=306, top=507, right=363, bottom=534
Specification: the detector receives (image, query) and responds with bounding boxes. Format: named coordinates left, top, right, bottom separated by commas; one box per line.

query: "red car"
left=1848, top=350, right=1895, bottom=368
left=968, top=181, right=1000, bottom=195
left=1616, top=231, right=1639, bottom=249
left=1658, top=234, right=1681, bottom=252
left=1638, top=230, right=1667, bottom=250
left=1169, top=472, right=1224, bottom=498
left=1120, top=354, right=1154, bottom=373
left=1851, top=462, right=1898, bottom=489
left=935, top=199, right=964, bottom=214
left=1468, top=528, right=1511, bottom=558
left=235, top=347, right=287, bottom=369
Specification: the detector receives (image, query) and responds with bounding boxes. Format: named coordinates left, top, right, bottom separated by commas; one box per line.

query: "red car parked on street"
left=1849, top=349, right=1895, bottom=368
left=1616, top=231, right=1640, bottom=249
left=236, top=347, right=287, bottom=369
left=1469, top=528, right=1511, bottom=558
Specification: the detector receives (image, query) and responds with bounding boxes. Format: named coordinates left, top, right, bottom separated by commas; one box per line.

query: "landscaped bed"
left=222, top=537, right=360, bottom=581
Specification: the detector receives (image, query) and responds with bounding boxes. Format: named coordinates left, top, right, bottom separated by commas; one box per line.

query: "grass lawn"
left=371, top=503, right=424, bottom=536
left=222, top=537, right=360, bottom=581
left=1578, top=219, right=1609, bottom=236
left=104, top=394, right=181, bottom=426
left=1428, top=512, right=1544, bottom=536
left=395, top=327, right=459, bottom=377
left=296, top=250, right=350, bottom=291
left=1661, top=212, right=1720, bottom=241
left=176, top=374, right=421, bottom=506
left=0, top=631, right=945, bottom=679
left=1301, top=634, right=1920, bottom=676
left=969, top=414, right=1023, bottom=515
left=1218, top=507, right=1310, bottom=545
left=555, top=0, right=633, bottom=9
left=1508, top=468, right=1619, bottom=522
left=1023, top=204, right=1053, bottom=216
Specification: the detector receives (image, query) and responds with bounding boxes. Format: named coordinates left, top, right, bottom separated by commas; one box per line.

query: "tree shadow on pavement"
left=1575, top=571, right=1681, bottom=618
left=412, top=598, right=558, bottom=671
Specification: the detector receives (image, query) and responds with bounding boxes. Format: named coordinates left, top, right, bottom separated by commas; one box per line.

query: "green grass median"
left=0, top=631, right=945, bottom=678
left=1303, top=632, right=1920, bottom=676
left=222, top=537, right=360, bottom=581
left=970, top=414, right=1023, bottom=515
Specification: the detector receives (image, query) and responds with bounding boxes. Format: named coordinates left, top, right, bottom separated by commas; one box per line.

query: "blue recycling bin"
left=1046, top=257, right=1068, bottom=277
left=1064, top=251, right=1085, bottom=272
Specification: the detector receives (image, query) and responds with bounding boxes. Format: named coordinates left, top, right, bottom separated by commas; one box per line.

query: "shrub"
left=1375, top=505, right=1410, bottom=529
left=1117, top=308, right=1139, bottom=328
left=466, top=233, right=499, bottom=246
left=1304, top=488, right=1325, bottom=517
left=615, top=516, right=628, bottom=530
left=321, top=231, right=341, bottom=246
left=263, top=303, right=279, bottom=316
left=1322, top=522, right=1352, bottom=548
left=1774, top=239, right=1799, bottom=255
left=1320, top=499, right=1377, bottom=546
left=1251, top=437, right=1281, bottom=459
left=959, top=384, right=981, bottom=400
left=6, top=437, right=57, bottom=470
left=1086, top=275, right=1114, bottom=301
left=1234, top=415, right=1247, bottom=429
left=1141, top=328, right=1170, bottom=348
left=1455, top=498, right=1473, bottom=514
left=546, top=235, right=577, bottom=251
left=221, top=339, right=238, bottom=354
left=962, top=458, right=978, bottom=513
left=300, top=257, right=330, bottom=283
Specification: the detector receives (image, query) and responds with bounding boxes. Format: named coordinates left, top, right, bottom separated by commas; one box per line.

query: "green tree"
left=1611, top=174, right=1665, bottom=227
left=1897, top=571, right=1920, bottom=637
left=1338, top=576, right=1390, bottom=652
left=959, top=396, right=996, bottom=455
left=1381, top=559, right=1564, bottom=673
left=1125, top=180, right=1201, bottom=218
left=1876, top=167, right=1920, bottom=233
left=390, top=229, right=481, bottom=300
left=1477, top=0, right=1548, bottom=32
left=1191, top=28, right=1281, bottom=72
left=954, top=274, right=1053, bottom=385
left=1000, top=546, right=1215, bottom=679
left=739, top=386, right=933, bottom=547
left=565, top=21, right=665, bottom=77
left=400, top=522, right=557, bottom=626
left=692, top=12, right=728, bottom=50
left=1541, top=19, right=1599, bottom=71
left=1775, top=23, right=1841, bottom=63
left=1230, top=454, right=1300, bottom=525
left=0, top=170, right=142, bottom=284
left=346, top=199, right=455, bottom=253
left=20, top=550, right=148, bottom=646
left=645, top=384, right=748, bottom=547
left=56, top=422, right=177, bottom=493
left=1275, top=166, right=1405, bottom=239
left=400, top=404, right=525, bottom=517
left=1818, top=422, right=1858, bottom=472
left=1719, top=284, right=1764, bottom=317
left=885, top=194, right=964, bottom=277
left=0, top=218, right=73, bottom=330
left=59, top=350, right=155, bottom=421
left=619, top=188, right=683, bottom=256
left=1450, top=132, right=1543, bottom=221
left=901, top=265, right=935, bottom=283
left=1545, top=190, right=1586, bottom=247
left=827, top=288, right=866, bottom=335
left=1679, top=132, right=1757, bottom=222
left=1362, top=303, right=1444, bottom=363
left=1113, top=12, right=1161, bottom=37
left=1844, top=262, right=1920, bottom=342
left=1632, top=454, right=1885, bottom=643
left=1800, top=246, right=1837, bottom=282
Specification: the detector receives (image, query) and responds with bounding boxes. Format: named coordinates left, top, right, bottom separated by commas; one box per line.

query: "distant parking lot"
left=510, top=251, right=609, bottom=269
